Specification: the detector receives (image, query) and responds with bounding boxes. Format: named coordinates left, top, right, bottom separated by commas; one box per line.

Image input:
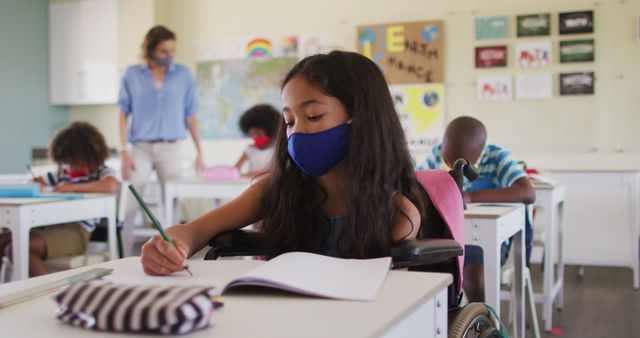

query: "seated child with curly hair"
left=0, top=122, right=119, bottom=276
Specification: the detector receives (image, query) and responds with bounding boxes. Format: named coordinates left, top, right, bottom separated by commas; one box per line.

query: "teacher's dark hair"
left=142, top=25, right=175, bottom=62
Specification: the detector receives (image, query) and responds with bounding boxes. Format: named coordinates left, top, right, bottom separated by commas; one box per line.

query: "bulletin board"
left=357, top=21, right=445, bottom=84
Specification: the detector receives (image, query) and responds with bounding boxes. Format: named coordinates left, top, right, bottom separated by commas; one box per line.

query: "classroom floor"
left=516, top=264, right=640, bottom=337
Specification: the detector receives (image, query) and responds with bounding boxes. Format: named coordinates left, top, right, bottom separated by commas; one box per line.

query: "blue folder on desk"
left=0, top=184, right=40, bottom=197
left=39, top=194, right=85, bottom=200
left=0, top=184, right=84, bottom=200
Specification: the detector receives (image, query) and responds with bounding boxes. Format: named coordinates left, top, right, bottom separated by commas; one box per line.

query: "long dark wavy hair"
left=260, top=51, right=434, bottom=259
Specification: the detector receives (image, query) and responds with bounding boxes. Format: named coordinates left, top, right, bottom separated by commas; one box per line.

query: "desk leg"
left=514, top=228, right=525, bottom=338
left=630, top=173, right=640, bottom=290
left=12, top=224, right=31, bottom=281
left=557, top=200, right=566, bottom=309
left=479, top=220, right=501, bottom=319
left=164, top=184, right=175, bottom=228
left=107, top=214, right=118, bottom=260
left=543, top=197, right=556, bottom=332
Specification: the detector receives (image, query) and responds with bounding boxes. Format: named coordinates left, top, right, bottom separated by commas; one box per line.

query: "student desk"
left=464, top=203, right=525, bottom=338
left=0, top=194, right=117, bottom=281
left=164, top=178, right=251, bottom=226
left=532, top=183, right=567, bottom=332
left=0, top=257, right=452, bottom=338
left=545, top=169, right=640, bottom=290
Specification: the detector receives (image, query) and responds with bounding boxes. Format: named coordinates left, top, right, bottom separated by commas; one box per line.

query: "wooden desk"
left=0, top=194, right=117, bottom=281
left=164, top=178, right=251, bottom=226
left=532, top=183, right=567, bottom=332
left=465, top=203, right=525, bottom=338
left=0, top=257, right=452, bottom=338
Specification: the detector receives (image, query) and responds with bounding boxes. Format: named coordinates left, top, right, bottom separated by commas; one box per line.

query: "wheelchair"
left=203, top=159, right=507, bottom=338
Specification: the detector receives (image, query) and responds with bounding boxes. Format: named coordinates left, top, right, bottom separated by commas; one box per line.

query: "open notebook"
left=221, top=252, right=391, bottom=301
left=106, top=252, right=391, bottom=302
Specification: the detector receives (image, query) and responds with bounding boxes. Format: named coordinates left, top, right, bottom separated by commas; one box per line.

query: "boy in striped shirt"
left=418, top=116, right=535, bottom=302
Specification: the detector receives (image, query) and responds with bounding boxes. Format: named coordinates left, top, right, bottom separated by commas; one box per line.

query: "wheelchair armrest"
left=204, top=229, right=264, bottom=260
left=391, top=239, right=463, bottom=269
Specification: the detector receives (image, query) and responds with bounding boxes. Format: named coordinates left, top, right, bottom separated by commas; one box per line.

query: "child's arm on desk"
left=53, top=176, right=119, bottom=194
left=234, top=152, right=248, bottom=170
left=465, top=177, right=535, bottom=204
left=141, top=175, right=269, bottom=276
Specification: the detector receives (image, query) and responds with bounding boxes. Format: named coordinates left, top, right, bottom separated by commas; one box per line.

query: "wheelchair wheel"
left=449, top=303, right=503, bottom=338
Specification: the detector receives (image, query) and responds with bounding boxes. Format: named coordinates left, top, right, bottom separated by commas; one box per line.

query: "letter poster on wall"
left=357, top=21, right=445, bottom=84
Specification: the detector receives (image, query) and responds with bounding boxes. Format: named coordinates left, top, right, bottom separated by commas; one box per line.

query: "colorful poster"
left=560, top=72, right=594, bottom=95
left=559, top=11, right=594, bottom=35
left=516, top=41, right=552, bottom=68
left=477, top=75, right=512, bottom=101
left=389, top=84, right=445, bottom=150
left=517, top=13, right=551, bottom=37
left=297, top=35, right=331, bottom=58
left=475, top=16, right=508, bottom=40
left=196, top=36, right=304, bottom=61
left=196, top=57, right=299, bottom=139
left=516, top=73, right=552, bottom=100
left=475, top=46, right=507, bottom=68
left=357, top=21, right=445, bottom=84
left=560, top=39, right=594, bottom=63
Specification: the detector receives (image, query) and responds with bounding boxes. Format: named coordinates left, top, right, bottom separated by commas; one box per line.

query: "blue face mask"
left=287, top=123, right=351, bottom=177
left=153, top=55, right=173, bottom=67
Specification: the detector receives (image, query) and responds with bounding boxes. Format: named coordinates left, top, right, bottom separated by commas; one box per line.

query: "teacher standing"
left=118, top=26, right=204, bottom=255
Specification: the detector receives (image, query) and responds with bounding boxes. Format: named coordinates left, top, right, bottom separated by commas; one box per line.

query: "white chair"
left=500, top=254, right=541, bottom=338
left=0, top=256, right=11, bottom=283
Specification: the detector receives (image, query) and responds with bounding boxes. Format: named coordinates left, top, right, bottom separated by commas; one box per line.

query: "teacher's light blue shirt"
left=118, top=63, right=197, bottom=143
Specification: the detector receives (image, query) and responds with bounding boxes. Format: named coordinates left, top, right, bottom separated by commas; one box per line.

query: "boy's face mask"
left=64, top=165, right=90, bottom=178
left=252, top=135, right=271, bottom=150
left=287, top=123, right=351, bottom=177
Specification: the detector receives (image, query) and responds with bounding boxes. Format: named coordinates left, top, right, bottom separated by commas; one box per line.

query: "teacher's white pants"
left=122, top=141, right=183, bottom=256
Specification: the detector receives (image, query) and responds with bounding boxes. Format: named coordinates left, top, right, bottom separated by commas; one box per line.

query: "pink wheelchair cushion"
left=415, top=170, right=465, bottom=291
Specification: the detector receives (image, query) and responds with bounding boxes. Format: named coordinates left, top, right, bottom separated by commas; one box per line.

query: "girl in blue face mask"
left=140, top=51, right=434, bottom=275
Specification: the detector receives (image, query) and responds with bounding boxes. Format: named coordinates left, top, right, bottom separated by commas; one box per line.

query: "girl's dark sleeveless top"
left=321, top=215, right=352, bottom=258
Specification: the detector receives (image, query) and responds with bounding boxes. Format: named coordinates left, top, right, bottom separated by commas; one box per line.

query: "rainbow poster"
left=247, top=38, right=273, bottom=58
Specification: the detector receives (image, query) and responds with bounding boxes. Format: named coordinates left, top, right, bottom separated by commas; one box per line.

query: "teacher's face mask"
left=153, top=55, right=173, bottom=67
left=287, top=123, right=351, bottom=177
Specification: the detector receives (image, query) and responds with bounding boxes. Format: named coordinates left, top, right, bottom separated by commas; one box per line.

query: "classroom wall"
left=70, top=0, right=640, bottom=169
left=0, top=0, right=68, bottom=174
left=65, top=0, right=155, bottom=148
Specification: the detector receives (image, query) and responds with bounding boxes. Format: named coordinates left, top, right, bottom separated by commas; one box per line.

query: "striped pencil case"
left=54, top=281, right=221, bottom=335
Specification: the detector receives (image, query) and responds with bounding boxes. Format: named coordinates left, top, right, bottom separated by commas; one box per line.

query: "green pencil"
left=128, top=184, right=193, bottom=276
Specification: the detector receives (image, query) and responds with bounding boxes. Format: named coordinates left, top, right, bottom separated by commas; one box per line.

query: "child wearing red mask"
left=234, top=104, right=280, bottom=177
left=0, top=122, right=119, bottom=277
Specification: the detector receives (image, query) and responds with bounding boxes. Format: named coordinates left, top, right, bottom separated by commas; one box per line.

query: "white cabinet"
left=48, top=0, right=118, bottom=105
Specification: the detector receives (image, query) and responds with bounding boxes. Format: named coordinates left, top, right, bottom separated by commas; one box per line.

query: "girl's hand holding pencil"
left=129, top=184, right=194, bottom=276
left=142, top=234, right=191, bottom=276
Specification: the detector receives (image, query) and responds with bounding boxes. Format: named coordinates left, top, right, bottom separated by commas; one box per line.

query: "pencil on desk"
left=25, top=164, right=36, bottom=180
left=128, top=184, right=193, bottom=276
